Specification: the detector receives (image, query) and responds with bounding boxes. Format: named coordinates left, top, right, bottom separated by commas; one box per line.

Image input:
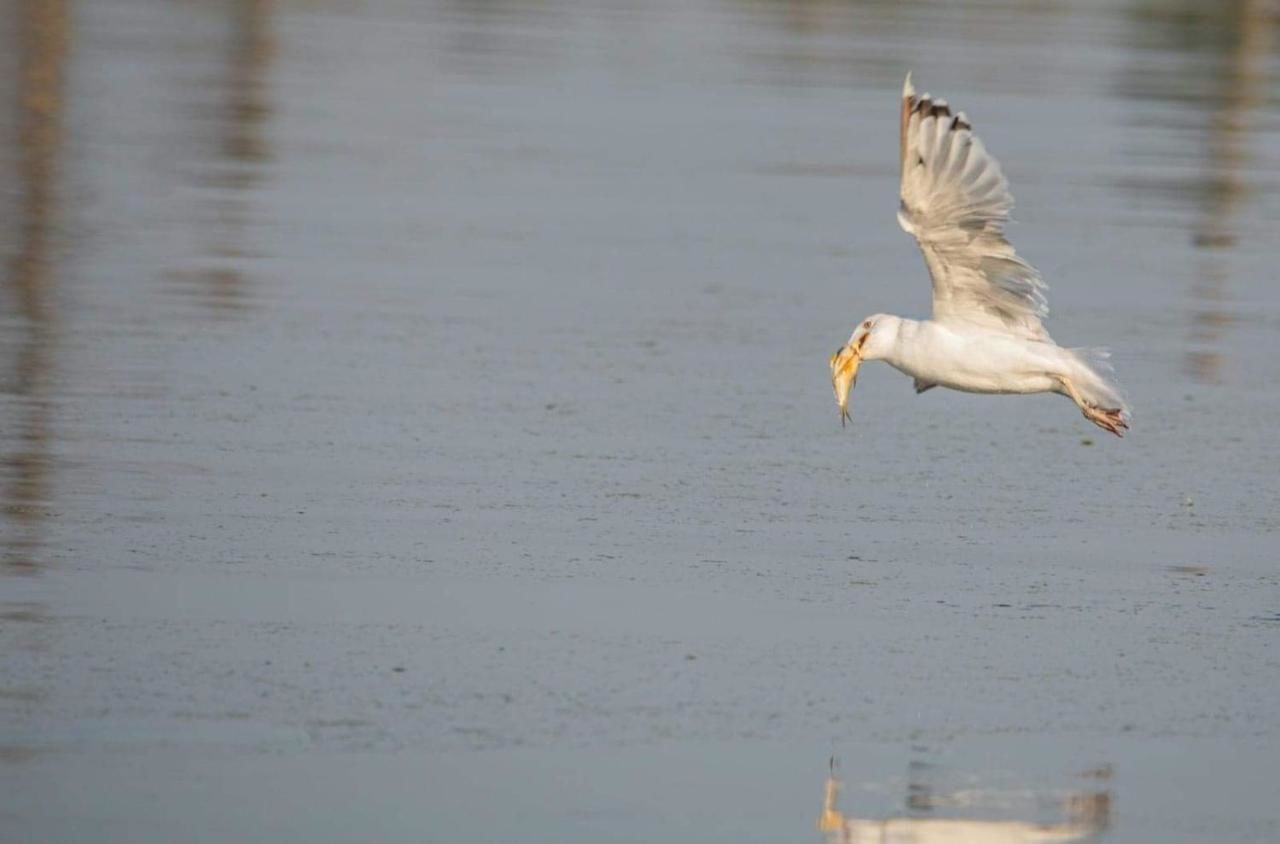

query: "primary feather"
left=897, top=73, right=1050, bottom=341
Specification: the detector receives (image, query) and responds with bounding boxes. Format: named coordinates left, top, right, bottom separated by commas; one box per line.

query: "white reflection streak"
left=818, top=764, right=1109, bottom=844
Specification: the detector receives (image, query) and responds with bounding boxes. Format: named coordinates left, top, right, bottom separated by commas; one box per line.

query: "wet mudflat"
left=2, top=0, right=1279, bottom=841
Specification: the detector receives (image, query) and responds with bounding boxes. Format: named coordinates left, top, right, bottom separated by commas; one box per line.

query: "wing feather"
left=898, top=74, right=1048, bottom=339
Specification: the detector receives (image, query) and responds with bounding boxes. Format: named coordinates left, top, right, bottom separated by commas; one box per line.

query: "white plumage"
left=829, top=73, right=1129, bottom=436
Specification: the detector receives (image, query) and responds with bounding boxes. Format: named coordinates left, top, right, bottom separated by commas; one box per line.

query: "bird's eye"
left=863, top=321, right=872, bottom=330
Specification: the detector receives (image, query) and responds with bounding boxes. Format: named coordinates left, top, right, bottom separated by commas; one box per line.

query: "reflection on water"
left=165, top=0, right=273, bottom=314
left=1185, top=0, right=1273, bottom=384
left=818, top=758, right=1110, bottom=844
left=1, top=0, right=68, bottom=577
left=1118, top=0, right=1277, bottom=384
left=0, top=0, right=66, bottom=740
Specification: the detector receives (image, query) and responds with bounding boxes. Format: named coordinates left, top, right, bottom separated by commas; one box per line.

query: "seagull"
left=829, top=74, right=1129, bottom=436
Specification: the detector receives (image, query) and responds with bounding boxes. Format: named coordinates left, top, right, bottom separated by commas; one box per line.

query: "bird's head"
left=829, top=315, right=892, bottom=427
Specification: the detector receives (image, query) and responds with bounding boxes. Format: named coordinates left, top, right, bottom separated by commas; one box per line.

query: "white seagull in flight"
left=830, top=74, right=1129, bottom=436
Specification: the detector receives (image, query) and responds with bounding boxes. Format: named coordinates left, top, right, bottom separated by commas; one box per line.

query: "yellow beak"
left=829, top=345, right=861, bottom=428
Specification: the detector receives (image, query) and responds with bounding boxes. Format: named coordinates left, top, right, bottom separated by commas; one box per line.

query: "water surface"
left=2, top=0, right=1279, bottom=841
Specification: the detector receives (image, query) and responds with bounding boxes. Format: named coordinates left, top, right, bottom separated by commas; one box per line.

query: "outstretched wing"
left=897, top=73, right=1049, bottom=340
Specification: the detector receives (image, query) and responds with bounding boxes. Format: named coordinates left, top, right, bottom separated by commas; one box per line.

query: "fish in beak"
left=829, top=344, right=861, bottom=428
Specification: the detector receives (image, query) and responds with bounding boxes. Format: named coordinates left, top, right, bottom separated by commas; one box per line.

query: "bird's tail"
left=1070, top=347, right=1131, bottom=420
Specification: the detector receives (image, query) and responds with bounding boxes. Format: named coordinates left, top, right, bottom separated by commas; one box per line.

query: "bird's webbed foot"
left=1082, top=405, right=1128, bottom=437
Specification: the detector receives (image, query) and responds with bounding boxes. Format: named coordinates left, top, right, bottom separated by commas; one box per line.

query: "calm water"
left=2, top=0, right=1279, bottom=841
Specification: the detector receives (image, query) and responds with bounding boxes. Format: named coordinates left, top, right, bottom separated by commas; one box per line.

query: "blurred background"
left=2, top=1, right=1278, bottom=841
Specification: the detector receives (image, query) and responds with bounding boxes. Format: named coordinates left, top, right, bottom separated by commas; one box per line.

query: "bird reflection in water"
left=818, top=758, right=1110, bottom=844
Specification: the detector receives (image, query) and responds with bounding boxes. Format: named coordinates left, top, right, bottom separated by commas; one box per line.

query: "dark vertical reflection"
left=171, top=0, right=274, bottom=314
left=1185, top=0, right=1273, bottom=384
left=1118, top=0, right=1276, bottom=384
left=1, top=0, right=69, bottom=577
